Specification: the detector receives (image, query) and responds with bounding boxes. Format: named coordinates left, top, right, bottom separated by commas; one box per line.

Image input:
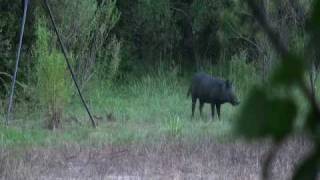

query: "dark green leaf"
left=305, top=108, right=320, bottom=138
left=236, top=87, right=297, bottom=140
left=271, top=55, right=304, bottom=86
left=292, top=148, right=320, bottom=180
left=307, top=0, right=320, bottom=69
left=309, top=0, right=320, bottom=35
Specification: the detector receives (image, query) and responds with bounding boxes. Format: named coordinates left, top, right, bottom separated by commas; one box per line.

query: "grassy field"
left=0, top=71, right=314, bottom=179
left=0, top=72, right=241, bottom=148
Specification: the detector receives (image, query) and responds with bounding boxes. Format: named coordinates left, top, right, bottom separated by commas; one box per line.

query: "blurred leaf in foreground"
left=292, top=146, right=320, bottom=180
left=236, top=87, right=297, bottom=140
left=271, top=55, right=305, bottom=87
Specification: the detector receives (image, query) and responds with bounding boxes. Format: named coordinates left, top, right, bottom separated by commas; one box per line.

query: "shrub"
left=34, top=18, right=71, bottom=129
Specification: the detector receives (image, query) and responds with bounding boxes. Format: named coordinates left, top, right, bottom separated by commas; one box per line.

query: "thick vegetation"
left=1, top=0, right=320, bottom=179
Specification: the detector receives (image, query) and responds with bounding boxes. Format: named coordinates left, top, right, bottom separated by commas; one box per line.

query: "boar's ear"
left=225, top=80, right=232, bottom=89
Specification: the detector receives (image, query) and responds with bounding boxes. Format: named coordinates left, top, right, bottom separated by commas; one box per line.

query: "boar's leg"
left=199, top=100, right=204, bottom=118
left=211, top=103, right=215, bottom=120
left=216, top=104, right=221, bottom=120
left=191, top=97, right=197, bottom=118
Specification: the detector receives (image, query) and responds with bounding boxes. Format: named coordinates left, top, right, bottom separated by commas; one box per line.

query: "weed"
left=164, top=115, right=183, bottom=138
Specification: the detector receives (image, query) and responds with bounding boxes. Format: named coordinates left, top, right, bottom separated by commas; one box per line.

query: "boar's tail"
left=187, top=86, right=191, bottom=98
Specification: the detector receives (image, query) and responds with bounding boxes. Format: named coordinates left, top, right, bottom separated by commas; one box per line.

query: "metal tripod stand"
left=6, top=0, right=96, bottom=128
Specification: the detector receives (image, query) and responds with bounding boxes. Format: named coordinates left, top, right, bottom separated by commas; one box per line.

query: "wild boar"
left=187, top=72, right=239, bottom=120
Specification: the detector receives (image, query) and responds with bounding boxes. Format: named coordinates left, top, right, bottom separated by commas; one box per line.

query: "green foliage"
left=49, top=0, right=99, bottom=52
left=236, top=87, right=297, bottom=140
left=292, top=147, right=320, bottom=180
left=165, top=115, right=183, bottom=138
left=36, top=51, right=70, bottom=109
left=1, top=0, right=320, bottom=177
left=0, top=1, right=20, bottom=71
left=0, top=1, right=33, bottom=96
left=108, top=37, right=122, bottom=82
left=34, top=18, right=71, bottom=129
left=228, top=51, right=259, bottom=96
left=135, top=0, right=180, bottom=61
left=217, top=0, right=260, bottom=61
left=0, top=125, right=47, bottom=147
left=202, top=51, right=258, bottom=100
left=271, top=55, right=305, bottom=86
left=235, top=0, right=320, bottom=179
left=191, top=0, right=220, bottom=32
left=98, top=36, right=122, bottom=83
left=0, top=71, right=240, bottom=147
left=48, top=0, right=121, bottom=85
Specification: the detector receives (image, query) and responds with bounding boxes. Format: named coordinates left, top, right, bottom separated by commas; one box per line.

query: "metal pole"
left=6, top=0, right=29, bottom=125
left=43, top=0, right=96, bottom=128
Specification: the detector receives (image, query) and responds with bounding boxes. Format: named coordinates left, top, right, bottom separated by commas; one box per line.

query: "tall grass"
left=2, top=50, right=315, bottom=147
left=204, top=51, right=260, bottom=100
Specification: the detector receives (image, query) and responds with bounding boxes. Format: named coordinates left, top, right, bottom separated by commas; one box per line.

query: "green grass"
left=0, top=73, right=241, bottom=148
left=1, top=63, right=317, bottom=148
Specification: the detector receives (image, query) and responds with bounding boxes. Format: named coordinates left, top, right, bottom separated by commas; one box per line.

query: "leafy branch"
left=236, top=0, right=320, bottom=179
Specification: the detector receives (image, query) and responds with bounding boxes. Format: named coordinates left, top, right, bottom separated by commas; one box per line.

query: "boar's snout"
left=230, top=95, right=240, bottom=106
left=232, top=100, right=240, bottom=106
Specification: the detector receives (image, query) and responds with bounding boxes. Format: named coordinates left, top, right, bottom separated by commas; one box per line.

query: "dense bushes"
left=0, top=0, right=311, bottom=82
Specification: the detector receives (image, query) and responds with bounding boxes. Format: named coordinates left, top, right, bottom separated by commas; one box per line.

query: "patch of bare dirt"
left=0, top=135, right=313, bottom=180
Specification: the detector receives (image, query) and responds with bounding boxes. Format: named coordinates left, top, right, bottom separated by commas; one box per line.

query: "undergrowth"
left=0, top=54, right=316, bottom=148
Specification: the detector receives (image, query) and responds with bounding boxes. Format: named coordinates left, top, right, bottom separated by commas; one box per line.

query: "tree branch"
left=0, top=72, right=27, bottom=89
left=245, top=1, right=320, bottom=179
left=246, top=0, right=320, bottom=118
left=246, top=0, right=289, bottom=57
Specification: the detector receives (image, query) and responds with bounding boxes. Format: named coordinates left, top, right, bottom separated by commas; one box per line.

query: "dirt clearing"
left=0, top=135, right=312, bottom=180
